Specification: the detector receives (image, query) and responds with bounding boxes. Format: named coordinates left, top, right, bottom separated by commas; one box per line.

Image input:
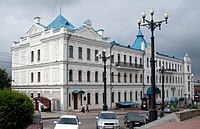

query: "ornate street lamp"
left=159, top=66, right=165, bottom=117
left=138, top=9, right=169, bottom=121
left=96, top=49, right=113, bottom=111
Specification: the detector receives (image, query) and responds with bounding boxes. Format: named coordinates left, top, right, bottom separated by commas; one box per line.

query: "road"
left=43, top=115, right=134, bottom=129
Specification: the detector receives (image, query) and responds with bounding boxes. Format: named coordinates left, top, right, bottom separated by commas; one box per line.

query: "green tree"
left=0, top=89, right=34, bottom=129
left=0, top=68, right=11, bottom=90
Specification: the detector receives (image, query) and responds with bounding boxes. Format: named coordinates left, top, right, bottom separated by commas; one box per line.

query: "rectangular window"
left=147, top=58, right=149, bottom=67
left=135, top=74, right=138, bottom=83
left=188, top=81, right=190, bottom=91
left=37, top=93, right=40, bottom=98
left=140, top=58, right=142, bottom=65
left=135, top=57, right=137, bottom=65
left=111, top=92, right=114, bottom=103
left=111, top=55, right=114, bottom=63
left=78, top=47, right=82, bottom=59
left=95, top=50, right=98, bottom=61
left=31, top=51, right=34, bottom=62
left=147, top=76, right=149, bottom=83
left=30, top=93, right=33, bottom=98
left=124, top=92, right=127, bottom=101
left=130, top=92, right=132, bottom=101
left=187, top=65, right=190, bottom=72
left=69, top=94, right=71, bottom=106
left=124, top=55, right=126, bottom=64
left=130, top=73, right=132, bottom=83
left=37, top=72, right=40, bottom=82
left=37, top=49, right=40, bottom=61
left=69, top=46, right=73, bottom=58
left=87, top=93, right=91, bottom=105
left=129, top=56, right=132, bottom=65
left=118, top=54, right=120, bottom=63
left=118, top=92, right=121, bottom=102
left=87, top=48, right=91, bottom=60
left=31, top=72, right=34, bottom=82
left=140, top=74, right=143, bottom=83
left=95, top=93, right=98, bottom=104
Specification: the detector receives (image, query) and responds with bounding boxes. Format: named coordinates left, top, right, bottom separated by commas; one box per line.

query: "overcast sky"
left=0, top=0, right=200, bottom=80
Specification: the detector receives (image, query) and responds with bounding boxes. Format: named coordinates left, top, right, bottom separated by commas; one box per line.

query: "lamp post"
left=160, top=66, right=165, bottom=117
left=138, top=9, right=169, bottom=121
left=97, top=49, right=113, bottom=111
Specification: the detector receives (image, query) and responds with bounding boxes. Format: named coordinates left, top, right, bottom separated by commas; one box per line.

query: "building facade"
left=11, top=15, right=193, bottom=111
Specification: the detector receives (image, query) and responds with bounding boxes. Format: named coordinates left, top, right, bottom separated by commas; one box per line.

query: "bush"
left=0, top=88, right=34, bottom=129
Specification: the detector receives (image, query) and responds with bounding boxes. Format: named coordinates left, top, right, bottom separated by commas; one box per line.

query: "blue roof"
left=47, top=15, right=75, bottom=30
left=76, top=25, right=87, bottom=31
left=131, top=29, right=149, bottom=50
left=36, top=23, right=46, bottom=28
left=111, top=41, right=143, bottom=52
left=156, top=52, right=183, bottom=61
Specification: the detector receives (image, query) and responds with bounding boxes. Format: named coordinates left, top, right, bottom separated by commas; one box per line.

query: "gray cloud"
left=0, top=0, right=199, bottom=79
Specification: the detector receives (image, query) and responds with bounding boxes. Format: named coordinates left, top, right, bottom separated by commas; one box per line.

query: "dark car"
left=124, top=112, right=146, bottom=127
left=27, top=110, right=43, bottom=129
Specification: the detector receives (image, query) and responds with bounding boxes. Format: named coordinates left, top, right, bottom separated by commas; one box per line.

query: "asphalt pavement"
left=41, top=109, right=200, bottom=129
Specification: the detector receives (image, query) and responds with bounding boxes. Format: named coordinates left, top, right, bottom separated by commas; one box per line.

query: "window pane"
left=87, top=48, right=91, bottom=60
left=69, top=46, right=73, bottom=58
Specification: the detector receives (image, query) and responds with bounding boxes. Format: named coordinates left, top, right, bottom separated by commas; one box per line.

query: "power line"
left=49, top=0, right=58, bottom=24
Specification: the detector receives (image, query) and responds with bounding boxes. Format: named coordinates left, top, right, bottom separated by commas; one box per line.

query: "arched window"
left=78, top=70, right=82, bottom=82
left=87, top=71, right=90, bottom=82
left=95, top=71, right=98, bottom=82
left=69, top=69, right=73, bottom=81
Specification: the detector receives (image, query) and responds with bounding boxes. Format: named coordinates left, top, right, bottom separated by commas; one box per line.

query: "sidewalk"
left=146, top=116, right=200, bottom=129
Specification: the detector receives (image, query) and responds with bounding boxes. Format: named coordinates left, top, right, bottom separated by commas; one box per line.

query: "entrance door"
left=74, top=94, right=78, bottom=110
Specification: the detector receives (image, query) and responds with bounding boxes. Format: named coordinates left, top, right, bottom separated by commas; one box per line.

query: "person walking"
left=81, top=105, right=85, bottom=113
left=86, top=104, right=89, bottom=112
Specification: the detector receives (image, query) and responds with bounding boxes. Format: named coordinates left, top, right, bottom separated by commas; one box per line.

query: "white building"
left=11, top=15, right=193, bottom=111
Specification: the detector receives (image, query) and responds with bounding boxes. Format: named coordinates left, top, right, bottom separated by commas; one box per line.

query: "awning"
left=170, top=97, right=178, bottom=102
left=146, top=86, right=161, bottom=95
left=116, top=101, right=139, bottom=108
left=72, top=89, right=85, bottom=94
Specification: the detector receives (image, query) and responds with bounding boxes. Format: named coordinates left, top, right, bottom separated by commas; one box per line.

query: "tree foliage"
left=0, top=68, right=11, bottom=90
left=0, top=89, right=34, bottom=129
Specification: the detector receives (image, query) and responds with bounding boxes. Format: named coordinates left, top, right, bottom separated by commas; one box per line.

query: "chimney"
left=34, top=17, right=41, bottom=24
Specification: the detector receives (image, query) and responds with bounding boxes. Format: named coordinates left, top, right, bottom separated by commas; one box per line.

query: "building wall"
left=11, top=16, right=193, bottom=111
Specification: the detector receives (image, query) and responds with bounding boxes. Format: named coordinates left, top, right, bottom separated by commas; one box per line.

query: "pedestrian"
left=81, top=105, right=85, bottom=113
left=40, top=104, right=44, bottom=112
left=86, top=104, right=89, bottom=112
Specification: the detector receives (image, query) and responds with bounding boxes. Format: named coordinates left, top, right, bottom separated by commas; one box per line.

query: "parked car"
left=124, top=112, right=146, bottom=127
left=27, top=110, right=43, bottom=129
left=96, top=111, right=120, bottom=129
left=54, top=115, right=81, bottom=129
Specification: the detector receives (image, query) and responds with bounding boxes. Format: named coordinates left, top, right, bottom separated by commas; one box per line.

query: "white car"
left=54, top=115, right=81, bottom=129
left=96, top=111, right=120, bottom=129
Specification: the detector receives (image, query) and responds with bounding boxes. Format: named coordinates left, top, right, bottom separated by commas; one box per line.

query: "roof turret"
left=131, top=29, right=149, bottom=50
left=47, top=15, right=75, bottom=30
